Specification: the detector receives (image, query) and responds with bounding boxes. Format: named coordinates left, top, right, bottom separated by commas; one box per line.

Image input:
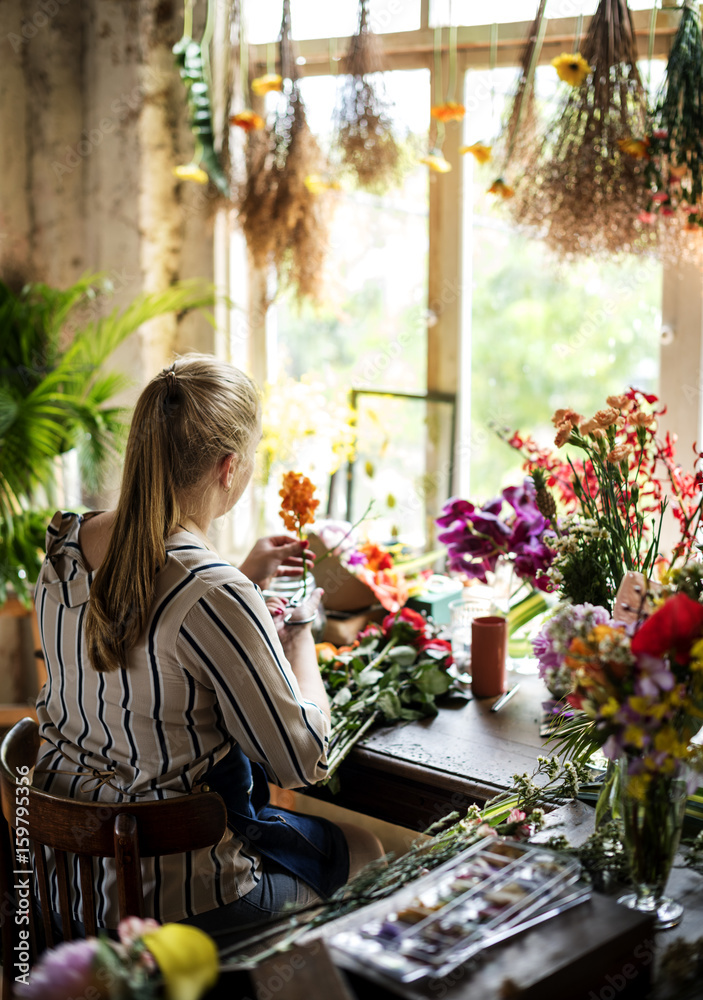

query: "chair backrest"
left=0, top=718, right=227, bottom=998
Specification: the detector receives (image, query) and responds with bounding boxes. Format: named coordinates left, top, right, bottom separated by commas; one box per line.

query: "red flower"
left=382, top=607, right=427, bottom=639
left=417, top=636, right=453, bottom=664
left=631, top=593, right=703, bottom=663
left=357, top=622, right=383, bottom=641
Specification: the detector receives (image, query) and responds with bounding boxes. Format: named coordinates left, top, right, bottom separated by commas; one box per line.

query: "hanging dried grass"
left=495, top=0, right=547, bottom=179
left=510, top=0, right=654, bottom=258
left=634, top=2, right=703, bottom=265
left=334, top=0, right=400, bottom=192
left=237, top=0, right=330, bottom=302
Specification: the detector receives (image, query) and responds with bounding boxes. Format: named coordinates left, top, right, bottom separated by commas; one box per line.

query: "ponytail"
left=84, top=355, right=259, bottom=672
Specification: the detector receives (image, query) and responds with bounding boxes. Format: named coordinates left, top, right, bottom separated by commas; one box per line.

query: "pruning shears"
left=283, top=585, right=316, bottom=625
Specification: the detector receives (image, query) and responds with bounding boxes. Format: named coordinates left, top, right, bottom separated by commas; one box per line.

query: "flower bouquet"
left=317, top=607, right=460, bottom=787
left=537, top=593, right=703, bottom=926
left=18, top=918, right=218, bottom=1000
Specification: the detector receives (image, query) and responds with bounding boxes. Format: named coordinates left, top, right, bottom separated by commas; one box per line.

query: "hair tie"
left=164, top=368, right=179, bottom=401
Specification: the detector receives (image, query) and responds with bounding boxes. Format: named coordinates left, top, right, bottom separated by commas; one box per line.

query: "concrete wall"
left=0, top=0, right=231, bottom=697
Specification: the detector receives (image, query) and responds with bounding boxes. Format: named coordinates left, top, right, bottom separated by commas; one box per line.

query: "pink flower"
left=653, top=128, right=668, bottom=140
left=651, top=192, right=670, bottom=204
left=507, top=808, right=526, bottom=824
left=637, top=211, right=656, bottom=225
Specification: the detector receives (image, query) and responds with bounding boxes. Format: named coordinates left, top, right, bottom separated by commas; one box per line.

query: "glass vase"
left=616, top=757, right=688, bottom=929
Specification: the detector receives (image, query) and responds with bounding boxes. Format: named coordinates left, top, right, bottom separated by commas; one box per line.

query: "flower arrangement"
left=436, top=478, right=554, bottom=592
left=503, top=390, right=703, bottom=611
left=554, top=594, right=703, bottom=787
left=317, top=606, right=458, bottom=785
left=18, top=918, right=218, bottom=1000
left=279, top=471, right=319, bottom=595
left=532, top=603, right=612, bottom=701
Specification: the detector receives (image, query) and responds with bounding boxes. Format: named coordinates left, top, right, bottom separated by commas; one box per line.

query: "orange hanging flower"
left=431, top=101, right=466, bottom=123
left=230, top=110, right=265, bottom=132
left=488, top=177, right=514, bottom=199
left=618, top=137, right=650, bottom=160
left=279, top=471, right=319, bottom=533
left=459, top=143, right=492, bottom=164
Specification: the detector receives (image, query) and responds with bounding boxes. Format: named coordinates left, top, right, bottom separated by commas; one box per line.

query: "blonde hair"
left=84, top=354, right=260, bottom=672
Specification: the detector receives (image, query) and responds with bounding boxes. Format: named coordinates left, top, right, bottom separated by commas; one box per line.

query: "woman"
left=33, top=354, right=382, bottom=946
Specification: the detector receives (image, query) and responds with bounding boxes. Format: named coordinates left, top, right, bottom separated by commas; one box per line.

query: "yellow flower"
left=172, top=164, right=209, bottom=185
left=653, top=729, right=688, bottom=758
left=142, top=924, right=219, bottom=1000
left=230, top=110, right=265, bottom=132
left=599, top=697, right=620, bottom=719
left=624, top=724, right=646, bottom=748
left=626, top=773, right=652, bottom=800
left=628, top=696, right=652, bottom=715
left=487, top=177, right=514, bottom=199
left=618, top=137, right=650, bottom=160
left=459, top=143, right=492, bottom=164
left=551, top=52, right=592, bottom=87
left=420, top=150, right=452, bottom=173
left=431, top=101, right=465, bottom=122
left=304, top=174, right=342, bottom=194
left=251, top=73, right=283, bottom=96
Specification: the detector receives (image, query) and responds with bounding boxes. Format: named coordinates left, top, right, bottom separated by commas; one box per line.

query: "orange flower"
left=487, top=177, right=514, bottom=199
left=431, top=101, right=465, bottom=123
left=606, top=394, right=630, bottom=410
left=593, top=407, right=620, bottom=428
left=554, top=421, right=573, bottom=448
left=607, top=445, right=632, bottom=464
left=419, top=150, right=452, bottom=173
left=279, top=471, right=319, bottom=533
left=459, top=143, right=492, bottom=164
left=230, top=110, right=265, bottom=132
left=358, top=543, right=393, bottom=573
left=552, top=408, right=583, bottom=427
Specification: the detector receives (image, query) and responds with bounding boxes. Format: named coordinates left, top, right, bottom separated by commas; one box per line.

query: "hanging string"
left=200, top=0, right=216, bottom=100
left=447, top=0, right=458, bottom=104
left=573, top=13, right=584, bottom=53
left=329, top=35, right=338, bottom=77
left=504, top=0, right=548, bottom=172
left=433, top=24, right=446, bottom=148
left=489, top=22, right=498, bottom=126
left=240, top=11, right=249, bottom=102
left=647, top=4, right=658, bottom=94
left=183, top=0, right=194, bottom=39
left=267, top=42, right=276, bottom=75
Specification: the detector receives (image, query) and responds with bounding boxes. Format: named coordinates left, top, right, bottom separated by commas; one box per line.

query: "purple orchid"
left=437, top=479, right=554, bottom=587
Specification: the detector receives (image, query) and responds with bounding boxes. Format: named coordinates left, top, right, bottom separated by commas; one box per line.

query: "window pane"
left=464, top=67, right=662, bottom=501
left=246, top=0, right=421, bottom=44
left=431, top=0, right=657, bottom=28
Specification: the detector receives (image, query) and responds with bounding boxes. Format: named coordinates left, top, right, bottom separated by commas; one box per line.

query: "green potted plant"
left=0, top=272, right=214, bottom=605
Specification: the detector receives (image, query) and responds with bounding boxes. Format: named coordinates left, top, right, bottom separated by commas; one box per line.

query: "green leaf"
left=387, top=645, right=418, bottom=667
left=413, top=667, right=452, bottom=696
left=332, top=687, right=352, bottom=707
left=377, top=690, right=403, bottom=720
left=356, top=666, right=384, bottom=688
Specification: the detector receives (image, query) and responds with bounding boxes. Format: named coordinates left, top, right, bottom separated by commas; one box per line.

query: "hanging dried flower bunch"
left=238, top=0, right=330, bottom=302
left=494, top=0, right=548, bottom=183
left=510, top=0, right=654, bottom=257
left=626, top=2, right=703, bottom=264
left=334, top=0, right=400, bottom=192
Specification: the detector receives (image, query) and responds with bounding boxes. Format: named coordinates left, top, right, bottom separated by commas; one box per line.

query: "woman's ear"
left=219, top=453, right=237, bottom=492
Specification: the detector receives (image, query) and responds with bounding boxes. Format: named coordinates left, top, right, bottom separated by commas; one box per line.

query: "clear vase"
left=616, top=757, right=688, bottom=929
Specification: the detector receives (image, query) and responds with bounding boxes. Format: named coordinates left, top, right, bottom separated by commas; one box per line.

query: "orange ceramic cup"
left=470, top=615, right=507, bottom=698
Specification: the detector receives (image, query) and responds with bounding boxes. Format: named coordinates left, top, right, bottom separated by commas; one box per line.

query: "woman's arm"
left=274, top=588, right=330, bottom=722
left=238, top=535, right=314, bottom=590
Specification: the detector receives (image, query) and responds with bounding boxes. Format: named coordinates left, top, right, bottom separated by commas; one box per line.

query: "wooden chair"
left=0, top=718, right=227, bottom=999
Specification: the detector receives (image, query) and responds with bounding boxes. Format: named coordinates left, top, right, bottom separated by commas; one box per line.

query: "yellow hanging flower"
left=142, top=924, right=219, bottom=1000
left=172, top=164, right=209, bottom=185
left=551, top=52, right=592, bottom=87
left=251, top=73, right=283, bottom=96
left=420, top=150, right=452, bottom=173
left=487, top=177, right=514, bottom=199
left=618, top=137, right=650, bottom=160
left=229, top=110, right=265, bottom=132
left=430, top=101, right=465, bottom=122
left=459, top=143, right=492, bottom=164
left=304, top=174, right=342, bottom=194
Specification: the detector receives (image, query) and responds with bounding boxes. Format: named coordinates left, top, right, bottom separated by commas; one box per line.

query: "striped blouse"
left=33, top=511, right=330, bottom=928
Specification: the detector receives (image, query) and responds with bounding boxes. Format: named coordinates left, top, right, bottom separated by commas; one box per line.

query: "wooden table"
left=309, top=672, right=549, bottom=831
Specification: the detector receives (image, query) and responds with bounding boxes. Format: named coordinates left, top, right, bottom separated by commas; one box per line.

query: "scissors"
left=282, top=585, right=317, bottom=625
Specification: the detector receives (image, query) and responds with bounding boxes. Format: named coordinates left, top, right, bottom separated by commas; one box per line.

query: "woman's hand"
left=273, top=588, right=323, bottom=642
left=239, top=535, right=315, bottom=591
left=271, top=588, right=330, bottom=720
